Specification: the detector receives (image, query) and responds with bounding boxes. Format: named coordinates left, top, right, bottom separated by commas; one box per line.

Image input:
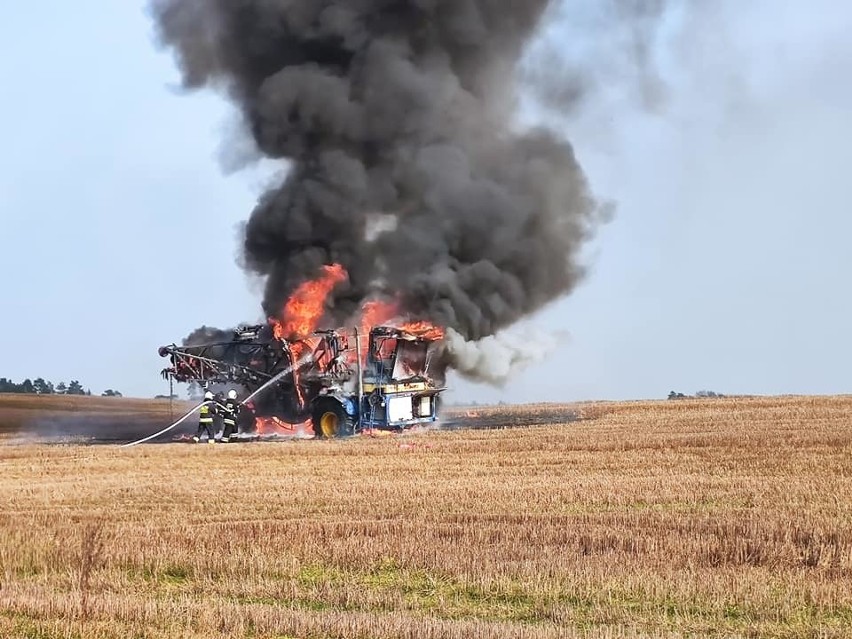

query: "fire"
left=360, top=299, right=400, bottom=329
left=266, top=263, right=446, bottom=391
left=255, top=416, right=314, bottom=437
left=356, top=300, right=399, bottom=361
left=288, top=340, right=314, bottom=407
left=254, top=416, right=291, bottom=435
left=271, top=264, right=347, bottom=341
left=269, top=263, right=445, bottom=347
left=269, top=264, right=348, bottom=407
left=397, top=320, right=446, bottom=341
left=354, top=299, right=444, bottom=347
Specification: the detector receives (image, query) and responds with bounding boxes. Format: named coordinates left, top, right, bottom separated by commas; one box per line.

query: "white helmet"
left=227, top=389, right=237, bottom=400
left=204, top=391, right=214, bottom=400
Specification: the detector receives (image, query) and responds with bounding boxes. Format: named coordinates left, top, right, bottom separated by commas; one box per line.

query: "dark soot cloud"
left=151, top=0, right=607, bottom=340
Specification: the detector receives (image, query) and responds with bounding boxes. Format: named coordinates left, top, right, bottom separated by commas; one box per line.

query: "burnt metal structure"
left=159, top=325, right=445, bottom=437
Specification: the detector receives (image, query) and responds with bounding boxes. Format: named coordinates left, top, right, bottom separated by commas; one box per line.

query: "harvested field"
left=441, top=402, right=581, bottom=430
left=1, top=395, right=851, bottom=638
left=0, top=394, right=191, bottom=442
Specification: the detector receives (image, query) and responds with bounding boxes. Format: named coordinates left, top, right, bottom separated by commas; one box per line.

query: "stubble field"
left=1, top=396, right=851, bottom=638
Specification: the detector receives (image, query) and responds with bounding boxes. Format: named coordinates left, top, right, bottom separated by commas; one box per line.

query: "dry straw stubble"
left=1, top=395, right=851, bottom=638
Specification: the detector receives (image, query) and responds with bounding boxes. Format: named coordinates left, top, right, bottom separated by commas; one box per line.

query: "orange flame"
left=351, top=300, right=444, bottom=355
left=268, top=263, right=446, bottom=394
left=397, top=320, right=446, bottom=341
left=355, top=300, right=399, bottom=362
left=272, top=264, right=347, bottom=341
left=360, top=299, right=400, bottom=332
left=289, top=340, right=314, bottom=407
left=255, top=416, right=314, bottom=437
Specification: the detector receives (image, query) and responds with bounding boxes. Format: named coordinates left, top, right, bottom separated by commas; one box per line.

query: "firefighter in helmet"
left=194, top=391, right=217, bottom=443
left=221, top=389, right=241, bottom=443
left=214, top=391, right=226, bottom=436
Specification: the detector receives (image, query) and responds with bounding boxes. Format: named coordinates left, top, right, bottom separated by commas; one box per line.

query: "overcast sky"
left=1, top=2, right=851, bottom=403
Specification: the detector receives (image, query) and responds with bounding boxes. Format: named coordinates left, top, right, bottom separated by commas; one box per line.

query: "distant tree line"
left=668, top=390, right=726, bottom=400
left=0, top=377, right=122, bottom=397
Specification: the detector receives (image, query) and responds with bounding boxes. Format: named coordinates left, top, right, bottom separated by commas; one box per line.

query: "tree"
left=33, top=378, right=53, bottom=395
left=696, top=390, right=724, bottom=399
left=67, top=381, right=85, bottom=396
left=20, top=379, right=34, bottom=394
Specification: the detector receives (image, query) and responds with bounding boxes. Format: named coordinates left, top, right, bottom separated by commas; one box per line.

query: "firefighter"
left=221, top=389, right=241, bottom=443
left=214, top=391, right=226, bottom=438
left=194, top=391, right=217, bottom=443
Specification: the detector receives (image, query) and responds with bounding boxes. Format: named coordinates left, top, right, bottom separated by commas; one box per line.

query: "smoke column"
left=150, top=0, right=607, bottom=348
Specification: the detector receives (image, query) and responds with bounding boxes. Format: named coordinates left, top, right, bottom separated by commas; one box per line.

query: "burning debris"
left=149, top=0, right=607, bottom=383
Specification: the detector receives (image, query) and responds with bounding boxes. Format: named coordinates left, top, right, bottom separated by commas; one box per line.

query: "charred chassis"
left=159, top=325, right=444, bottom=437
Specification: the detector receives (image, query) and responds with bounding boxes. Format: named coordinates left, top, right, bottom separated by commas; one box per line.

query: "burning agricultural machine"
left=159, top=324, right=446, bottom=437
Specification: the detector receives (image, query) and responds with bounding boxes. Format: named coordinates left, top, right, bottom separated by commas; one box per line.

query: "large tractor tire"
left=312, top=397, right=355, bottom=439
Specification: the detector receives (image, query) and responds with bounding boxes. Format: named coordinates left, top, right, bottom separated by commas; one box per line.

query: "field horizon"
left=3, top=389, right=850, bottom=439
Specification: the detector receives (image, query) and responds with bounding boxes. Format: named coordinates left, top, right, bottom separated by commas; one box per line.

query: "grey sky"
left=1, top=2, right=851, bottom=402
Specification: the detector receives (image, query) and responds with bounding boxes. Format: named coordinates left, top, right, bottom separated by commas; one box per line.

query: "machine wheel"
left=312, top=397, right=354, bottom=439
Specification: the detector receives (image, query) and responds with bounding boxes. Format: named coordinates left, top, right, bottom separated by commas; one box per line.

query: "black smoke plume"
left=182, top=325, right=234, bottom=347
left=151, top=0, right=604, bottom=342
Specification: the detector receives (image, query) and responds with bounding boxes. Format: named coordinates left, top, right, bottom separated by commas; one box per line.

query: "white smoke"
left=444, top=327, right=568, bottom=386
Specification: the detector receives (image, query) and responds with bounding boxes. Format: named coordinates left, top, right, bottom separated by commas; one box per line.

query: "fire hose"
left=119, top=401, right=212, bottom=448
left=120, top=355, right=314, bottom=448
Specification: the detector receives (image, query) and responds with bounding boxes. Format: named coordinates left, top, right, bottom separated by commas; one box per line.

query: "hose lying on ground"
left=120, top=355, right=315, bottom=448
left=120, top=401, right=212, bottom=448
